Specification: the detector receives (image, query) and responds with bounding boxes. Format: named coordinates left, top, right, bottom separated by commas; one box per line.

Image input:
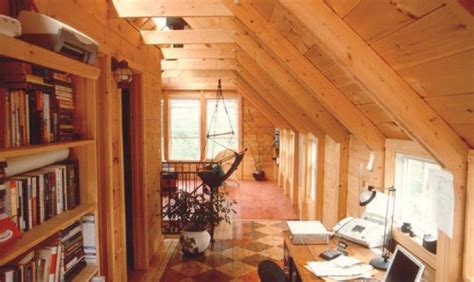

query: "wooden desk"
left=282, top=231, right=385, bottom=281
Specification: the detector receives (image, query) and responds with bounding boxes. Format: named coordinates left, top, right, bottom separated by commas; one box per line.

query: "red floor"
left=226, top=180, right=299, bottom=220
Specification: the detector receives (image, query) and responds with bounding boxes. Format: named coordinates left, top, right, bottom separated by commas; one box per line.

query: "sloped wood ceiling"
left=325, top=0, right=474, bottom=147
left=117, top=0, right=473, bottom=151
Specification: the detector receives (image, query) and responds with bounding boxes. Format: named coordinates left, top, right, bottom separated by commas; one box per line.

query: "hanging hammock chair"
left=197, top=79, right=246, bottom=190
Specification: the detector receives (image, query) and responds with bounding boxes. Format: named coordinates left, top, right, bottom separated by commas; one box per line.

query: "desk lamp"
left=359, top=185, right=396, bottom=270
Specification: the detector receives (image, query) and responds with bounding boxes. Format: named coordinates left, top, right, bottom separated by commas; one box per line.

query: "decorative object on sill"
left=359, top=185, right=396, bottom=270
left=422, top=234, right=437, bottom=254
left=112, top=59, right=133, bottom=88
left=401, top=222, right=413, bottom=234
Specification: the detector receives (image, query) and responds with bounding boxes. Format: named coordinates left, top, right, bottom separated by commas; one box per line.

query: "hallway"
left=131, top=180, right=297, bottom=281
left=227, top=180, right=299, bottom=220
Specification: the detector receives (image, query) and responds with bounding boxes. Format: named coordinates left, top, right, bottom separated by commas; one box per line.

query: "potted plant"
left=170, top=187, right=236, bottom=255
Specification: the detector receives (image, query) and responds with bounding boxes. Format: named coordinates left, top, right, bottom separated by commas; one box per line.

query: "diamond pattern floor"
left=161, top=220, right=287, bottom=281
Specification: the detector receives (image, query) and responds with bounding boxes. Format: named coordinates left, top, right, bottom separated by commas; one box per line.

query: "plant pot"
left=179, top=229, right=211, bottom=255
left=252, top=170, right=265, bottom=181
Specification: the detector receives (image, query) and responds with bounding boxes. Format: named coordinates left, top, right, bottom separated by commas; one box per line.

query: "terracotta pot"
left=252, top=170, right=265, bottom=181
left=179, top=229, right=211, bottom=255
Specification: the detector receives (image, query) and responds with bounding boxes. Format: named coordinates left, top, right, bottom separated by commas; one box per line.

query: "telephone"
left=332, top=217, right=386, bottom=248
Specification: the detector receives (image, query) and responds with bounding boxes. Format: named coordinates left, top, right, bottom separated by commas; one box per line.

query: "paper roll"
left=4, top=149, right=70, bottom=177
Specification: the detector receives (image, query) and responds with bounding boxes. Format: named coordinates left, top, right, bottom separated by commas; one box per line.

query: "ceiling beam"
left=161, top=70, right=237, bottom=78
left=238, top=54, right=321, bottom=135
left=222, top=0, right=385, bottom=151
left=185, top=17, right=347, bottom=141
left=112, top=0, right=233, bottom=18
left=141, top=30, right=233, bottom=44
left=161, top=59, right=237, bottom=70
left=280, top=0, right=468, bottom=170
left=161, top=47, right=237, bottom=59
left=237, top=79, right=293, bottom=130
left=162, top=77, right=235, bottom=90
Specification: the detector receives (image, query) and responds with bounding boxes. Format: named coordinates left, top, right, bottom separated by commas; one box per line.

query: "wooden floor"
left=128, top=180, right=296, bottom=281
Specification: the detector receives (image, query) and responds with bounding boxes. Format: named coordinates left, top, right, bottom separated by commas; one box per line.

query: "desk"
left=282, top=231, right=385, bottom=281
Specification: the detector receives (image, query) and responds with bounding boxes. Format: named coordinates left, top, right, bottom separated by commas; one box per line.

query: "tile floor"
left=158, top=180, right=296, bottom=281
left=161, top=220, right=287, bottom=282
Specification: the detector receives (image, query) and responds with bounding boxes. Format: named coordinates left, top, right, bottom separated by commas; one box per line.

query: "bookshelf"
left=0, top=35, right=101, bottom=279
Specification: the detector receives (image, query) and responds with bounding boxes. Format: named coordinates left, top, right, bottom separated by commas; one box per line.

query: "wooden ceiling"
left=113, top=0, right=474, bottom=166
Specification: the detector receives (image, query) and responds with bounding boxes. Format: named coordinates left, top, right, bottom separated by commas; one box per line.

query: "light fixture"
left=359, top=185, right=396, bottom=270
left=113, top=59, right=133, bottom=89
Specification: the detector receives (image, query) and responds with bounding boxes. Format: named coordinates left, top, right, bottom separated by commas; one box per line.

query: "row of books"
left=0, top=161, right=79, bottom=233
left=0, top=60, right=76, bottom=148
left=0, top=218, right=92, bottom=282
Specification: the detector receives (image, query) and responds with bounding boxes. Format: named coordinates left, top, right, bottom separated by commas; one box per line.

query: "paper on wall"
left=429, top=169, right=454, bottom=239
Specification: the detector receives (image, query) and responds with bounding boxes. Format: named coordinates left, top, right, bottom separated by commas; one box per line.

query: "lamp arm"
left=381, top=187, right=396, bottom=260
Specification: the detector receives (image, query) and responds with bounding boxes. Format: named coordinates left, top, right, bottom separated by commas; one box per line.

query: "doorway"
left=121, top=88, right=135, bottom=270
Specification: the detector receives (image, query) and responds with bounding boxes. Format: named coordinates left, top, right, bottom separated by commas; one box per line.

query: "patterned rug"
left=161, top=220, right=288, bottom=281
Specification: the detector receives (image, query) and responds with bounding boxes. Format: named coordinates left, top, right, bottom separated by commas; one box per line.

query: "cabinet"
left=0, top=34, right=100, bottom=281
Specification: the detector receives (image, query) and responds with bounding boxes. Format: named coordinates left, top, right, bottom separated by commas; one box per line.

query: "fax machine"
left=332, top=191, right=392, bottom=248
left=332, top=215, right=387, bottom=248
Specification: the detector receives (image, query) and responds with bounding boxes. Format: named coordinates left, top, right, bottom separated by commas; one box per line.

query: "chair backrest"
left=257, top=260, right=288, bottom=282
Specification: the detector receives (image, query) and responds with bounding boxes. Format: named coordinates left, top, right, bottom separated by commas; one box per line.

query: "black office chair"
left=257, top=260, right=289, bottom=282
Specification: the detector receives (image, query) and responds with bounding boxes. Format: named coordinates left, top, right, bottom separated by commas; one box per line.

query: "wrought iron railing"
left=160, top=161, right=213, bottom=234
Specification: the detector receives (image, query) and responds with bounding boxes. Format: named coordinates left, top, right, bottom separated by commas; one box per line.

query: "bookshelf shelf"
left=0, top=34, right=100, bottom=80
left=0, top=139, right=96, bottom=160
left=72, top=265, right=99, bottom=282
left=0, top=204, right=96, bottom=265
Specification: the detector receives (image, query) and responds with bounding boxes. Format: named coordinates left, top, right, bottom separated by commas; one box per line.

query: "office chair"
left=257, top=260, right=289, bottom=282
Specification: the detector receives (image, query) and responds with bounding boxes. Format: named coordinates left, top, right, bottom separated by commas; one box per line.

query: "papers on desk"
left=305, top=255, right=373, bottom=280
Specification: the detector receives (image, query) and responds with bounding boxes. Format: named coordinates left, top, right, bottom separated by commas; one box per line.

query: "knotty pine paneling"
left=242, top=98, right=276, bottom=181
left=343, top=0, right=444, bottom=44
left=346, top=136, right=384, bottom=218
left=397, top=49, right=474, bottom=97
left=322, top=135, right=340, bottom=227
left=371, top=3, right=474, bottom=70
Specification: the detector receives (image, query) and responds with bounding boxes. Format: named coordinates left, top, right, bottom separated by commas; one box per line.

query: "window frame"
left=163, top=92, right=242, bottom=162
left=394, top=153, right=441, bottom=236
left=168, top=98, right=202, bottom=161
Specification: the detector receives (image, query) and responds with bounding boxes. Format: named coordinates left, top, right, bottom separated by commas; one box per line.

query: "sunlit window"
left=394, top=154, right=441, bottom=236
left=169, top=99, right=200, bottom=160
left=205, top=99, right=239, bottom=159
left=309, top=138, right=318, bottom=201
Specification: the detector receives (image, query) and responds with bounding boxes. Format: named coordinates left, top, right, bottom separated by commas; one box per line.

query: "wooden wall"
left=322, top=135, right=340, bottom=228
left=5, top=1, right=164, bottom=280
left=142, top=74, right=163, bottom=256
left=242, top=97, right=276, bottom=181
left=346, top=136, right=384, bottom=217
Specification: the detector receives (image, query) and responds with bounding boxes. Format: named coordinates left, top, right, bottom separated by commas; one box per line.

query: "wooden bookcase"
left=0, top=34, right=101, bottom=279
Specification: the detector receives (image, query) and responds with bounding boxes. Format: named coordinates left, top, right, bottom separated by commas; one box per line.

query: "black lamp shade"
left=359, top=190, right=376, bottom=206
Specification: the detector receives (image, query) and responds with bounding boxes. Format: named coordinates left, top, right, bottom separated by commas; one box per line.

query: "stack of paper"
left=305, top=256, right=373, bottom=280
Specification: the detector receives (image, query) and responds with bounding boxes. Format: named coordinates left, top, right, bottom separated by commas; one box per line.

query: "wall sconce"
left=112, top=59, right=133, bottom=89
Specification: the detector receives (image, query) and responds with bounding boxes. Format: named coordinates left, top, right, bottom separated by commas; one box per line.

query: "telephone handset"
left=332, top=216, right=386, bottom=249
left=333, top=217, right=354, bottom=233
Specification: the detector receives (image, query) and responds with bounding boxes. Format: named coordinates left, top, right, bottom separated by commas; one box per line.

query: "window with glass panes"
left=394, top=154, right=441, bottom=236
left=205, top=99, right=239, bottom=159
left=169, top=99, right=201, bottom=160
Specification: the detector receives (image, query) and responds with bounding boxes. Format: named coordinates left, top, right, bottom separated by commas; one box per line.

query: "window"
left=298, top=134, right=305, bottom=187
left=394, top=154, right=441, bottom=236
left=309, top=138, right=318, bottom=201
left=205, top=99, right=239, bottom=159
left=287, top=133, right=295, bottom=179
left=169, top=99, right=200, bottom=160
